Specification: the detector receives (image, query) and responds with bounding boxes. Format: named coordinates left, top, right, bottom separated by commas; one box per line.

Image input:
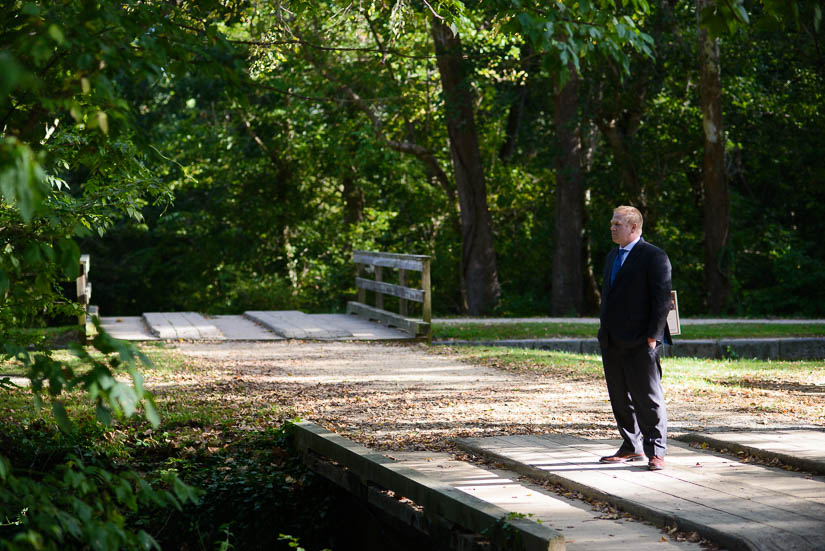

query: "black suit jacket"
left=598, top=238, right=673, bottom=349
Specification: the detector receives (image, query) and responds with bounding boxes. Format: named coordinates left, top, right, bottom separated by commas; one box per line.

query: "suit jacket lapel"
left=604, top=248, right=618, bottom=295
left=607, top=238, right=644, bottom=293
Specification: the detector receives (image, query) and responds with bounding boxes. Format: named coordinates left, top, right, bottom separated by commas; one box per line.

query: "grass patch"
left=450, top=345, right=825, bottom=425
left=433, top=322, right=825, bottom=341
left=4, top=325, right=85, bottom=349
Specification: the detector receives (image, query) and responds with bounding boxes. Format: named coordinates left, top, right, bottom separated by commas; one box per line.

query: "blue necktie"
left=610, top=249, right=627, bottom=286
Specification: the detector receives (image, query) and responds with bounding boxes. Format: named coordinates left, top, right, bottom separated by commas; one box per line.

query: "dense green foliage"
left=63, top=0, right=824, bottom=318
left=0, top=325, right=198, bottom=550
left=1, top=0, right=823, bottom=548
left=1, top=2, right=249, bottom=549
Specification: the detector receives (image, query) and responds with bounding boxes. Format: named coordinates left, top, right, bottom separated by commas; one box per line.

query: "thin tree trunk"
left=342, top=173, right=364, bottom=228
left=697, top=0, right=730, bottom=314
left=431, top=18, right=500, bottom=315
left=552, top=68, right=584, bottom=315
left=499, top=43, right=536, bottom=163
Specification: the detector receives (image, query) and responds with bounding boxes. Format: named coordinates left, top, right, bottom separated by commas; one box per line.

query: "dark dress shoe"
left=648, top=456, right=665, bottom=470
left=599, top=451, right=645, bottom=463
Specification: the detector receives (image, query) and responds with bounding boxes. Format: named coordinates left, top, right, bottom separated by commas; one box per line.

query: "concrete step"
left=456, top=434, right=825, bottom=551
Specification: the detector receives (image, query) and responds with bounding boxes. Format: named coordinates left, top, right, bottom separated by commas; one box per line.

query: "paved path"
left=100, top=312, right=411, bottom=341
left=456, top=433, right=825, bottom=551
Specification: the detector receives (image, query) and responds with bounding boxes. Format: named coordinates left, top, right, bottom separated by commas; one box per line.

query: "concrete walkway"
left=456, top=431, right=825, bottom=551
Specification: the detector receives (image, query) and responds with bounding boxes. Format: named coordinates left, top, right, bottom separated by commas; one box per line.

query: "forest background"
left=1, top=1, right=824, bottom=549
left=3, top=0, right=825, bottom=329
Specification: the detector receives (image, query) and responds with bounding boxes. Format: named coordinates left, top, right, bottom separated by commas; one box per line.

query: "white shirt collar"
left=619, top=235, right=642, bottom=264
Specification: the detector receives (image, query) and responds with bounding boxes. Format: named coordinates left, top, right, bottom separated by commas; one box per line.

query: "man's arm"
left=647, top=248, right=673, bottom=345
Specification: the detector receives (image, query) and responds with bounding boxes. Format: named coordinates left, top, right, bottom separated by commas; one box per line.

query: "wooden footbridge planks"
left=678, top=430, right=825, bottom=476
left=142, top=312, right=224, bottom=340
left=292, top=422, right=565, bottom=551
left=457, top=434, right=825, bottom=551
left=243, top=310, right=410, bottom=340
left=100, top=311, right=413, bottom=341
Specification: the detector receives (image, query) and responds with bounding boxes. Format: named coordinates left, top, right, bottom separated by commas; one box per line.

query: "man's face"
left=610, top=214, right=637, bottom=247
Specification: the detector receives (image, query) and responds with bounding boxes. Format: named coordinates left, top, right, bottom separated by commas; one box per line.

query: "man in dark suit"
left=597, top=205, right=672, bottom=471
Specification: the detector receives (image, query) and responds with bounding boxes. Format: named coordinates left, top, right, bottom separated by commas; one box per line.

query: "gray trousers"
left=601, top=342, right=668, bottom=458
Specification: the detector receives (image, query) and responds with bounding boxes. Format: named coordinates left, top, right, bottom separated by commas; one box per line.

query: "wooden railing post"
left=421, top=257, right=431, bottom=343
left=399, top=269, right=408, bottom=317
left=76, top=255, right=90, bottom=326
left=375, top=265, right=384, bottom=311
left=357, top=263, right=366, bottom=304
left=77, top=254, right=91, bottom=338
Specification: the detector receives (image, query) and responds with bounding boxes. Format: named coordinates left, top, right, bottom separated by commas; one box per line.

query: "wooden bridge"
left=100, top=310, right=414, bottom=341
left=88, top=250, right=432, bottom=342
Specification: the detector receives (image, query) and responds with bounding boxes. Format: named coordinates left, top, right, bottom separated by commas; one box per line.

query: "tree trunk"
left=342, top=174, right=364, bottom=228
left=431, top=19, right=501, bottom=315
left=499, top=43, right=536, bottom=163
left=697, top=0, right=731, bottom=314
left=551, top=69, right=585, bottom=316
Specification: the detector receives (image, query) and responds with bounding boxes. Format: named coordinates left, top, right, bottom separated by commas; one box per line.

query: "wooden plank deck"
left=678, top=430, right=825, bottom=476
left=101, top=311, right=413, bottom=341
left=293, top=422, right=565, bottom=551
left=143, top=312, right=224, bottom=340
left=393, top=451, right=706, bottom=550
left=244, top=311, right=411, bottom=340
left=457, top=434, right=825, bottom=551
left=244, top=310, right=350, bottom=339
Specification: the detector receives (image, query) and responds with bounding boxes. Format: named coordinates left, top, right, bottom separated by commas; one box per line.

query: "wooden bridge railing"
left=347, top=250, right=431, bottom=341
left=76, top=254, right=91, bottom=327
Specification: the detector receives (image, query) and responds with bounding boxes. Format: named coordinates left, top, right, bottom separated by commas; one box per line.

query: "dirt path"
left=163, top=341, right=822, bottom=452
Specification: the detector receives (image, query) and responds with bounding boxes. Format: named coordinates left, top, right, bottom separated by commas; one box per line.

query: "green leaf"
left=0, top=455, right=9, bottom=481
left=144, top=398, right=161, bottom=428
left=48, top=24, right=65, bottom=44
left=137, top=530, right=161, bottom=551
left=21, top=2, right=41, bottom=16
left=0, top=138, right=48, bottom=222
left=96, top=403, right=113, bottom=426
left=52, top=401, right=74, bottom=433
left=57, top=238, right=81, bottom=279
left=96, top=111, right=109, bottom=135
left=0, top=269, right=8, bottom=296
left=0, top=51, right=23, bottom=98
left=23, top=242, right=43, bottom=265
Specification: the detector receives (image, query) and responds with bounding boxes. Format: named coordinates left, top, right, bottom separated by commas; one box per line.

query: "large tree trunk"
left=697, top=0, right=731, bottom=314
left=551, top=69, right=585, bottom=315
left=431, top=19, right=500, bottom=315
